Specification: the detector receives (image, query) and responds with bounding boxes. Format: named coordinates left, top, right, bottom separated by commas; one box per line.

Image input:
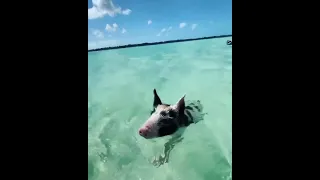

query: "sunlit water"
left=88, top=37, right=232, bottom=180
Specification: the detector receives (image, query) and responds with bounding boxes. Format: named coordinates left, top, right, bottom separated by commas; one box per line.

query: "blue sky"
left=88, top=0, right=232, bottom=49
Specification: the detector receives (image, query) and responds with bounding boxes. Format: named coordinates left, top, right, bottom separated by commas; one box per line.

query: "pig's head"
left=138, top=89, right=186, bottom=139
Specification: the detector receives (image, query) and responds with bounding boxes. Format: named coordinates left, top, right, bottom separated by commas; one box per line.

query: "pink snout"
left=138, top=125, right=151, bottom=138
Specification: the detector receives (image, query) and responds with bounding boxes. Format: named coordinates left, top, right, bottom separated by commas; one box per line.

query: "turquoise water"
left=88, top=37, right=232, bottom=180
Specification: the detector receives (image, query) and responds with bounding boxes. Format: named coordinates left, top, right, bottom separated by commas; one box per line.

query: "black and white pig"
left=138, top=89, right=206, bottom=166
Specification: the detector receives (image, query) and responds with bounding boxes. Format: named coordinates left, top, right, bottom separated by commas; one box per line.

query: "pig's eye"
left=160, top=111, right=167, bottom=117
left=168, top=110, right=176, bottom=118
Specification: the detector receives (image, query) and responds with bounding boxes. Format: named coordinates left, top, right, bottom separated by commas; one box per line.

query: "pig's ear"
left=153, top=89, right=162, bottom=107
left=175, top=94, right=186, bottom=112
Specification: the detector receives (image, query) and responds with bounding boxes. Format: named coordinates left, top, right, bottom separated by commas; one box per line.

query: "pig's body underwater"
left=138, top=89, right=206, bottom=166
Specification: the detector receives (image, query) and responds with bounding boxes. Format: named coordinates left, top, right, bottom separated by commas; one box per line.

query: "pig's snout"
left=138, top=125, right=153, bottom=138
left=138, top=127, right=149, bottom=137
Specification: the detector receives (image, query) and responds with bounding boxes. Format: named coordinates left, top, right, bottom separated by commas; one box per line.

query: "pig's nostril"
left=139, top=129, right=146, bottom=136
left=139, top=127, right=150, bottom=137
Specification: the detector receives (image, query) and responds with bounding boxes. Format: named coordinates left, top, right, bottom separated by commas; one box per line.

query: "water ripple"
left=88, top=37, right=232, bottom=180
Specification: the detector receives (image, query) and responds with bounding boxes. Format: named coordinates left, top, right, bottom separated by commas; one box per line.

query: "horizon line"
left=88, top=34, right=232, bottom=52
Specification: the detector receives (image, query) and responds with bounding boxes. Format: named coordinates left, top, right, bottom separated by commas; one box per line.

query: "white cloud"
left=88, top=0, right=132, bottom=19
left=106, top=24, right=113, bottom=31
left=122, top=28, right=127, bottom=34
left=92, top=29, right=104, bottom=38
left=191, top=24, right=197, bottom=31
left=122, top=9, right=132, bottom=15
left=148, top=20, right=152, bottom=25
left=157, top=26, right=172, bottom=36
left=88, top=40, right=121, bottom=50
left=179, top=22, right=187, bottom=28
left=156, top=28, right=166, bottom=36
left=105, top=23, right=118, bottom=32
left=165, top=27, right=172, bottom=36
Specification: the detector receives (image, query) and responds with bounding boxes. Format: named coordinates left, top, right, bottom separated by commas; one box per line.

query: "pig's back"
left=184, top=100, right=205, bottom=124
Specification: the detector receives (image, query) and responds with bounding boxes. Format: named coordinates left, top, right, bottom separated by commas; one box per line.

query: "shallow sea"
left=88, top=37, right=232, bottom=180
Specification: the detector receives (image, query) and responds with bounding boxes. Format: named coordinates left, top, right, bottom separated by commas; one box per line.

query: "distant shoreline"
left=88, top=34, right=232, bottom=52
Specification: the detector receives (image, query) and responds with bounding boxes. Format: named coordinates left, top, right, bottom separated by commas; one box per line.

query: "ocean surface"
left=88, top=37, right=232, bottom=180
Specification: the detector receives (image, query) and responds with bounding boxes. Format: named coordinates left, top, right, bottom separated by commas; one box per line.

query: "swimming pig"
left=138, top=89, right=205, bottom=166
